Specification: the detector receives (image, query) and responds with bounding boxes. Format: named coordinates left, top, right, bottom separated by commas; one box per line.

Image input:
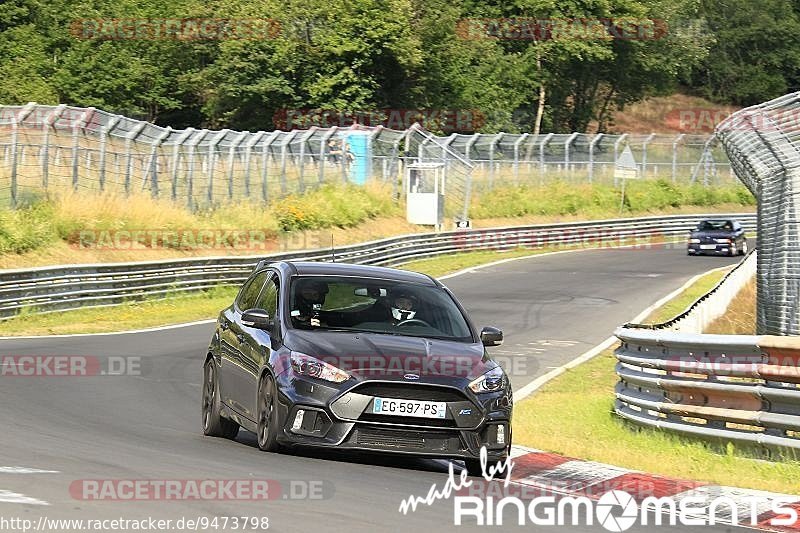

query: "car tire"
left=257, top=373, right=282, bottom=452
left=202, top=359, right=240, bottom=439
left=740, top=240, right=748, bottom=256
left=464, top=455, right=509, bottom=478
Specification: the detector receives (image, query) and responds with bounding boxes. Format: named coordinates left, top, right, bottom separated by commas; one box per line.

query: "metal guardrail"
left=0, top=213, right=755, bottom=320
left=614, top=237, right=800, bottom=451
left=615, top=329, right=800, bottom=451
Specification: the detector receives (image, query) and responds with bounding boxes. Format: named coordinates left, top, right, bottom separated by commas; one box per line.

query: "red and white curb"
left=502, top=446, right=800, bottom=531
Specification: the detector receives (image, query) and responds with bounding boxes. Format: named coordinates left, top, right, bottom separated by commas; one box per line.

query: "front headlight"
left=469, top=367, right=506, bottom=393
left=290, top=352, right=350, bottom=383
left=715, top=238, right=732, bottom=244
left=688, top=238, right=700, bottom=244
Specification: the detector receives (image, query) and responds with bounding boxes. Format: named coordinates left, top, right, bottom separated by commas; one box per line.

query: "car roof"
left=273, top=261, right=438, bottom=286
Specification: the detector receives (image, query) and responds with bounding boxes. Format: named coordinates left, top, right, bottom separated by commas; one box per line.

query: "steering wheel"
left=396, top=318, right=432, bottom=328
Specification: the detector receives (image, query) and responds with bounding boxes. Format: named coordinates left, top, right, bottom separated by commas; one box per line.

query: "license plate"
left=372, top=397, right=446, bottom=419
left=700, top=244, right=718, bottom=250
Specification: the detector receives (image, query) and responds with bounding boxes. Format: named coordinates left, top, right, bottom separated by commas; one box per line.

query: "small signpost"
left=615, top=145, right=639, bottom=214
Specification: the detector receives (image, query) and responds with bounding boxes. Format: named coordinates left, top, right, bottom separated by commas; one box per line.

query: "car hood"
left=284, top=329, right=495, bottom=383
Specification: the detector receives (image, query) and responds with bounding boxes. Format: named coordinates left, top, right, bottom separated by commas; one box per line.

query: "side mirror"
left=480, top=326, right=504, bottom=347
left=242, top=308, right=273, bottom=330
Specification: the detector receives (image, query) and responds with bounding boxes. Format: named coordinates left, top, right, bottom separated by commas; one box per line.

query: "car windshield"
left=697, top=220, right=733, bottom=231
left=288, top=276, right=473, bottom=342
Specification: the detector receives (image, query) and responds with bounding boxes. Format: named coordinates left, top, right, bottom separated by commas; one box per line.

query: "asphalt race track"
left=0, top=245, right=747, bottom=532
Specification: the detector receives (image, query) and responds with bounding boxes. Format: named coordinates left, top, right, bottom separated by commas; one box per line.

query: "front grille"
left=358, top=412, right=455, bottom=427
left=352, top=382, right=467, bottom=402
left=355, top=427, right=454, bottom=451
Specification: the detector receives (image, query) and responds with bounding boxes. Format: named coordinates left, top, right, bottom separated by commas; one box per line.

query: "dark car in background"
left=202, top=261, right=512, bottom=476
left=687, top=219, right=748, bottom=256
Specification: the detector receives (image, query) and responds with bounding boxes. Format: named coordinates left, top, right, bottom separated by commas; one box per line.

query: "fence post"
left=369, top=126, right=384, bottom=183
left=280, top=131, right=297, bottom=195
left=207, top=129, right=229, bottom=206
left=71, top=107, right=95, bottom=191
left=488, top=133, right=502, bottom=188
left=297, top=127, right=317, bottom=192
left=244, top=131, right=266, bottom=199
left=185, top=129, right=210, bottom=211
left=170, top=127, right=195, bottom=201
left=513, top=133, right=528, bottom=184
left=318, top=127, right=337, bottom=184
left=564, top=132, right=579, bottom=177
left=41, top=104, right=66, bottom=190
left=146, top=127, right=171, bottom=198
left=98, top=115, right=121, bottom=193
left=261, top=131, right=281, bottom=203
left=390, top=135, right=402, bottom=200
left=124, top=122, right=147, bottom=196
left=613, top=134, right=628, bottom=187
left=641, top=133, right=655, bottom=179
left=539, top=133, right=553, bottom=185
left=671, top=134, right=685, bottom=183
left=588, top=133, right=603, bottom=184
left=9, top=115, right=18, bottom=207
left=226, top=131, right=249, bottom=201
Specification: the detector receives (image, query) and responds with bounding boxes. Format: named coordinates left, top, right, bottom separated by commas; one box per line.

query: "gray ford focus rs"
left=202, top=260, right=512, bottom=475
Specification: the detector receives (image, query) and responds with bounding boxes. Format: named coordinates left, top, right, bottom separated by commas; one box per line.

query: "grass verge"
left=513, top=273, right=800, bottom=494
left=705, top=278, right=756, bottom=334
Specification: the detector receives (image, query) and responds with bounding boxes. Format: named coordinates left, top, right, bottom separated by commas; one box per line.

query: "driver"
left=294, top=279, right=329, bottom=327
left=390, top=290, right=419, bottom=324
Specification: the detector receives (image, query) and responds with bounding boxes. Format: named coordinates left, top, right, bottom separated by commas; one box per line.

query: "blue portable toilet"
left=341, top=131, right=372, bottom=185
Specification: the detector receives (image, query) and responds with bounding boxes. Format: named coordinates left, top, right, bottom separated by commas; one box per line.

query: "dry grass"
left=705, top=278, right=757, bottom=334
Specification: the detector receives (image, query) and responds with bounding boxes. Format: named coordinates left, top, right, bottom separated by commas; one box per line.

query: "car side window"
left=256, top=276, right=279, bottom=318
left=236, top=271, right=268, bottom=311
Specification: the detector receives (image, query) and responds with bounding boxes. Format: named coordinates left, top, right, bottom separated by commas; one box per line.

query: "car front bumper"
left=687, top=244, right=733, bottom=255
left=273, top=374, right=512, bottom=460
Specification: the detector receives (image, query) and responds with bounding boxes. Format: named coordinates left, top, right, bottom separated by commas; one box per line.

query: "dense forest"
left=1, top=0, right=798, bottom=133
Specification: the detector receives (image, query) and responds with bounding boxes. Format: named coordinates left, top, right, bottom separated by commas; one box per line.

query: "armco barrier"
left=0, top=213, right=755, bottom=319
left=614, top=329, right=800, bottom=451
left=614, top=242, right=800, bottom=451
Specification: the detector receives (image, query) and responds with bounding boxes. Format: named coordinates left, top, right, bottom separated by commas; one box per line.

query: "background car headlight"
left=715, top=238, right=732, bottom=243
left=469, top=367, right=506, bottom=393
left=290, top=352, right=350, bottom=383
left=688, top=238, right=700, bottom=244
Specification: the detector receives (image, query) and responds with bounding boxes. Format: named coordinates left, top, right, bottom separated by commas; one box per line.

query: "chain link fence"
left=717, top=91, right=800, bottom=336
left=0, top=103, right=736, bottom=215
